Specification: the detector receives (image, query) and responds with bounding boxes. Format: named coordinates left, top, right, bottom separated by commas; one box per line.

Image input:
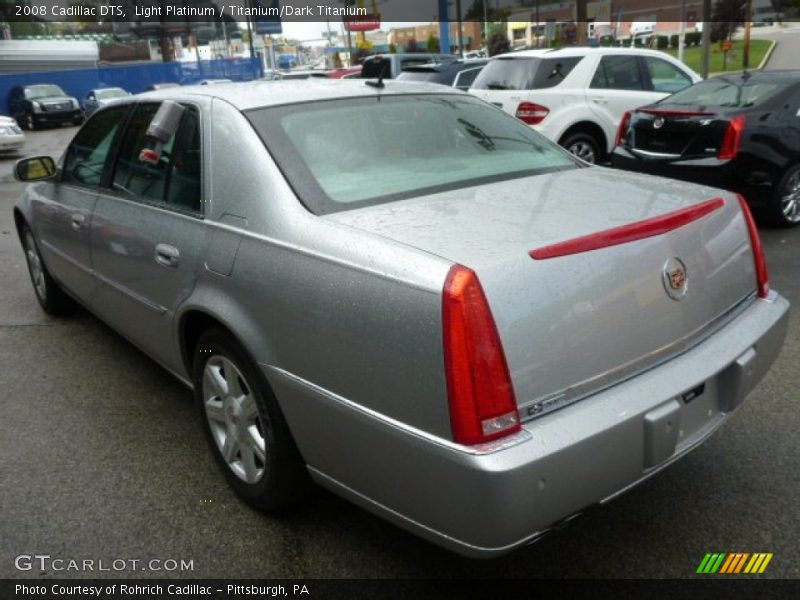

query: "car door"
left=90, top=101, right=203, bottom=373
left=587, top=54, right=661, bottom=135
left=32, top=105, right=129, bottom=302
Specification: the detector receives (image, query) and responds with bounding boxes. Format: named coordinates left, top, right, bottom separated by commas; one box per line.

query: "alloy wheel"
left=781, top=170, right=800, bottom=224
left=202, top=355, right=266, bottom=484
left=568, top=141, right=596, bottom=164
left=24, top=231, right=47, bottom=302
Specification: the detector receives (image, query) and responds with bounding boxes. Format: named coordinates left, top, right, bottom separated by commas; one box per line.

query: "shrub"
left=656, top=35, right=669, bottom=50
left=670, top=34, right=679, bottom=49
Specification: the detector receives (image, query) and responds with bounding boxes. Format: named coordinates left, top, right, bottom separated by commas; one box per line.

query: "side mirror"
left=15, top=156, right=57, bottom=182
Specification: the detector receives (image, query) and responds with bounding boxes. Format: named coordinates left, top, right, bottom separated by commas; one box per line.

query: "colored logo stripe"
left=697, top=553, right=773, bottom=574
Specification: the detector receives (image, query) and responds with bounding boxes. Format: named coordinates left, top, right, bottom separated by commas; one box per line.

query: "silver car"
left=13, top=81, right=789, bottom=558
left=83, top=87, right=131, bottom=117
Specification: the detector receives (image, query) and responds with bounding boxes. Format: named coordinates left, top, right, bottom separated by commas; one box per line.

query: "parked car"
left=613, top=71, right=800, bottom=227
left=9, top=84, right=84, bottom=130
left=469, top=47, right=701, bottom=163
left=199, top=79, right=233, bottom=85
left=0, top=114, right=25, bottom=154
left=396, top=60, right=488, bottom=90
left=144, top=83, right=180, bottom=91
left=360, top=53, right=458, bottom=79
left=83, top=87, right=131, bottom=117
left=13, top=81, right=788, bottom=558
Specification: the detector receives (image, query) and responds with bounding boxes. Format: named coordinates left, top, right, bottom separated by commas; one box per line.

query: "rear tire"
left=193, top=328, right=310, bottom=510
left=560, top=132, right=602, bottom=164
left=21, top=225, right=75, bottom=315
left=767, top=164, right=800, bottom=227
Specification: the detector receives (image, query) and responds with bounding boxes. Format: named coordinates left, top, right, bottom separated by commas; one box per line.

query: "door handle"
left=71, top=213, right=85, bottom=230
left=592, top=97, right=609, bottom=105
left=154, top=243, right=180, bottom=268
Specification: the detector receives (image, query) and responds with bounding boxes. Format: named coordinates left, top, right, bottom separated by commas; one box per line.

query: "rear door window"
left=591, top=55, right=645, bottom=91
left=110, top=103, right=202, bottom=213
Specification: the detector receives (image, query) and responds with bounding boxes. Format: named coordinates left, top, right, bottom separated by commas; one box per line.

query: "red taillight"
left=718, top=115, right=746, bottom=160
left=516, top=102, right=549, bottom=125
left=737, top=194, right=769, bottom=299
left=615, top=110, right=632, bottom=147
left=442, top=265, right=520, bottom=445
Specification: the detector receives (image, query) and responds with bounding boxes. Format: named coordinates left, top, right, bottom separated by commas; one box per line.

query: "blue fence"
left=1, top=58, right=263, bottom=113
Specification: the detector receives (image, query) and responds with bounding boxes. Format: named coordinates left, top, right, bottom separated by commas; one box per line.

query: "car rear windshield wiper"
left=485, top=83, right=511, bottom=90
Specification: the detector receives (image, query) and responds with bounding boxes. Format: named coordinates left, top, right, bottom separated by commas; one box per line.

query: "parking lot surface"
left=0, top=126, right=798, bottom=579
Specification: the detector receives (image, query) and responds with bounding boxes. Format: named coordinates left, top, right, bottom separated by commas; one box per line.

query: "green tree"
left=426, top=34, right=439, bottom=52
left=711, top=0, right=746, bottom=43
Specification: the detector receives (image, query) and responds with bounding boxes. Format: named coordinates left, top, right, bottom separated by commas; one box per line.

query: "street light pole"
left=455, top=0, right=464, bottom=58
left=743, top=0, right=753, bottom=69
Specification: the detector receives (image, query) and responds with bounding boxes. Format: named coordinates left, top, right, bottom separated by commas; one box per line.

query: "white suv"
left=469, top=47, right=701, bottom=163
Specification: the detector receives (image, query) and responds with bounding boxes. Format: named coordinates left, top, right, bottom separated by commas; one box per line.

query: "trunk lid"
left=625, top=106, right=733, bottom=160
left=326, top=167, right=757, bottom=420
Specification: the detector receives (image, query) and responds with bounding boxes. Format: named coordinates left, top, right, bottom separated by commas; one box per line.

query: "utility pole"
left=701, top=0, right=711, bottom=79
left=743, top=0, right=753, bottom=69
left=575, top=0, right=587, bottom=46
left=455, top=0, right=464, bottom=58
left=678, top=0, right=686, bottom=64
left=246, top=0, right=256, bottom=61
left=483, top=0, right=489, bottom=53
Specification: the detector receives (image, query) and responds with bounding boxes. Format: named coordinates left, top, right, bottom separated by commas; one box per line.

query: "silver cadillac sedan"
left=13, top=81, right=789, bottom=557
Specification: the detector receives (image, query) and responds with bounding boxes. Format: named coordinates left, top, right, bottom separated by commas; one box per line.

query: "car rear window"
left=396, top=69, right=441, bottom=83
left=471, top=56, right=583, bottom=91
left=664, top=78, right=784, bottom=108
left=246, top=94, right=579, bottom=215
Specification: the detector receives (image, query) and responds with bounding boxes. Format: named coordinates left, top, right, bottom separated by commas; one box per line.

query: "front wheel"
left=768, top=164, right=800, bottom=227
left=193, top=329, right=310, bottom=510
left=19, top=114, right=35, bottom=131
left=21, top=226, right=75, bottom=315
left=560, top=132, right=602, bottom=164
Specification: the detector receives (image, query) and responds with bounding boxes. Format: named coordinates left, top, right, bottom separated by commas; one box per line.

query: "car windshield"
left=247, top=94, right=579, bottom=214
left=96, top=88, right=127, bottom=100
left=25, top=85, right=66, bottom=99
left=663, top=78, right=783, bottom=108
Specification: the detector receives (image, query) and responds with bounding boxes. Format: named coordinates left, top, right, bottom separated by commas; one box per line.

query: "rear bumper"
left=266, top=292, right=789, bottom=558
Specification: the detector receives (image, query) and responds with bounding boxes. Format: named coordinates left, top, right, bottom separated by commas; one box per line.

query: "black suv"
left=9, top=84, right=84, bottom=130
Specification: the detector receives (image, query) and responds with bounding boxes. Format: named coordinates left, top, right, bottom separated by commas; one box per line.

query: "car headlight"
left=10, top=124, right=23, bottom=134
left=71, top=98, right=80, bottom=109
left=31, top=101, right=42, bottom=113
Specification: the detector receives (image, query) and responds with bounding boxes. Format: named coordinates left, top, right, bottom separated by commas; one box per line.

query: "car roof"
left=136, top=79, right=460, bottom=111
